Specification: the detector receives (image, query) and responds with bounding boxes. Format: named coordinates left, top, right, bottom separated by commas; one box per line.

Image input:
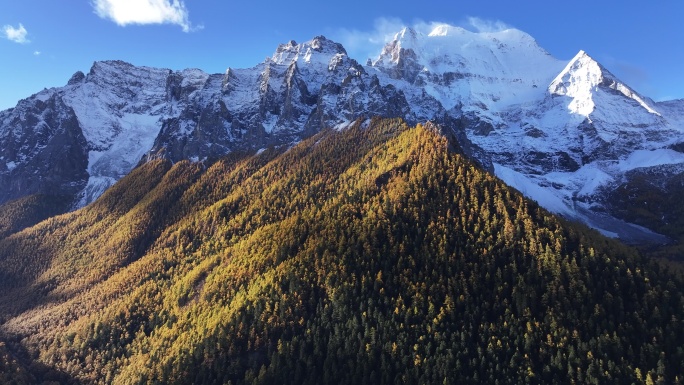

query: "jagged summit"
left=549, top=50, right=660, bottom=116
left=270, top=35, right=348, bottom=66
left=2, top=25, right=684, bottom=242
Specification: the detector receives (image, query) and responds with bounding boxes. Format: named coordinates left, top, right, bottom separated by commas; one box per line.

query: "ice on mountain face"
left=494, top=159, right=673, bottom=242
left=87, top=113, right=161, bottom=177
left=75, top=175, right=118, bottom=208
left=262, top=113, right=278, bottom=134
left=60, top=60, right=174, bottom=207
left=494, top=163, right=574, bottom=216
left=180, top=68, right=210, bottom=88
left=546, top=163, right=615, bottom=198
left=618, top=149, right=684, bottom=172
left=64, top=61, right=170, bottom=144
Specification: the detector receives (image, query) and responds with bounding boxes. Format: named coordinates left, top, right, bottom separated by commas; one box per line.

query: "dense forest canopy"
left=0, top=118, right=682, bottom=384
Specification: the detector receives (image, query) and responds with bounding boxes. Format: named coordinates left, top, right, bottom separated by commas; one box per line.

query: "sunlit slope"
left=0, top=118, right=682, bottom=384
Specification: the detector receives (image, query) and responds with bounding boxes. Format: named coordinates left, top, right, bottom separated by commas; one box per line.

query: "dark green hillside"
left=0, top=119, right=683, bottom=384
left=0, top=341, right=35, bottom=385
left=0, top=194, right=73, bottom=240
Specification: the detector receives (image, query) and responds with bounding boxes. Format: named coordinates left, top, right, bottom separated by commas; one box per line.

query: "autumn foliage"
left=0, top=119, right=682, bottom=384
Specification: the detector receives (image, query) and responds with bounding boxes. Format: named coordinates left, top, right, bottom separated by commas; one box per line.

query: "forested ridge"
left=608, top=169, right=684, bottom=263
left=0, top=194, right=73, bottom=240
left=0, top=118, right=682, bottom=384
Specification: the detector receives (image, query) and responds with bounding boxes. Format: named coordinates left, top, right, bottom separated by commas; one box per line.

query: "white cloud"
left=3, top=23, right=29, bottom=44
left=333, top=17, right=517, bottom=63
left=466, top=17, right=512, bottom=33
left=92, top=0, right=196, bottom=32
left=334, top=17, right=406, bottom=63
left=33, top=51, right=41, bottom=56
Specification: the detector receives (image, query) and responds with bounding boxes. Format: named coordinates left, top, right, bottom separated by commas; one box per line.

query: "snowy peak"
left=548, top=50, right=605, bottom=115
left=270, top=36, right=348, bottom=68
left=398, top=26, right=419, bottom=39
left=84, top=60, right=171, bottom=92
left=373, top=24, right=553, bottom=75
left=263, top=35, right=359, bottom=98
left=371, top=22, right=564, bottom=115
left=378, top=27, right=420, bottom=64
left=549, top=50, right=612, bottom=90
left=549, top=50, right=660, bottom=116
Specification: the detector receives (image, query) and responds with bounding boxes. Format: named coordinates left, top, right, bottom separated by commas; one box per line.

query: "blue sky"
left=1, top=0, right=683, bottom=110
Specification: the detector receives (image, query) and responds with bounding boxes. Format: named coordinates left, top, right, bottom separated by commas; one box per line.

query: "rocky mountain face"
left=1, top=24, right=684, bottom=243
left=0, top=93, right=88, bottom=203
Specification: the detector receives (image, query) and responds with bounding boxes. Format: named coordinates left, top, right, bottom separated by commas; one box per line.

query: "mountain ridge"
left=1, top=119, right=683, bottom=384
left=2, top=24, right=684, bottom=243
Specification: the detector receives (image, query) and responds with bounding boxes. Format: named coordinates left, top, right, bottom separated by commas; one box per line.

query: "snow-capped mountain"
left=1, top=23, right=684, bottom=242
left=372, top=25, right=565, bottom=117
left=368, top=25, right=684, bottom=241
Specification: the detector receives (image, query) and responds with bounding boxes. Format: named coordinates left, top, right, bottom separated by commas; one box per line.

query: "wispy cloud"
left=3, top=23, right=29, bottom=44
left=466, top=17, right=512, bottom=33
left=33, top=51, right=41, bottom=56
left=334, top=17, right=406, bottom=63
left=332, top=17, right=515, bottom=63
left=92, top=0, right=198, bottom=32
